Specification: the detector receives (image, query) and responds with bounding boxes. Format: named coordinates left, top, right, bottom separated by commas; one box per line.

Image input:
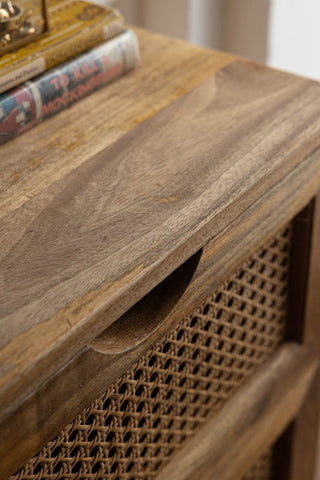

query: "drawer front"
left=11, top=223, right=292, bottom=480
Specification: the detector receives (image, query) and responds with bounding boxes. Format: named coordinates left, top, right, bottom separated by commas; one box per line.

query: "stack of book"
left=0, top=0, right=140, bottom=145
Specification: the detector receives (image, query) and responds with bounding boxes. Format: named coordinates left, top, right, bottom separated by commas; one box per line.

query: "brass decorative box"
left=0, top=0, right=124, bottom=93
left=0, top=0, right=49, bottom=55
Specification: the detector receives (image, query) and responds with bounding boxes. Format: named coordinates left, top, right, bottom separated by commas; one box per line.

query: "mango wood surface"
left=156, top=343, right=319, bottom=480
left=1, top=28, right=320, bottom=439
left=0, top=28, right=234, bottom=219
left=0, top=29, right=234, bottom=412
left=2, top=151, right=319, bottom=479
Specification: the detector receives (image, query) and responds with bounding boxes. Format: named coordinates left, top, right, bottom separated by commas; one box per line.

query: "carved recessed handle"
left=89, top=249, right=202, bottom=355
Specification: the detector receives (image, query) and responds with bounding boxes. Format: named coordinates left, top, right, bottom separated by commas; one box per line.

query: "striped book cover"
left=0, top=29, right=139, bottom=144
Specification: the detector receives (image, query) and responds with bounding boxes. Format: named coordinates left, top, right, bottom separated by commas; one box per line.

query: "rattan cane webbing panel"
left=242, top=450, right=274, bottom=480
left=12, top=224, right=292, bottom=480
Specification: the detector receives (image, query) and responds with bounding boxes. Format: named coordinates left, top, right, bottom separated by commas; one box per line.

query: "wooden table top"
left=1, top=27, right=320, bottom=426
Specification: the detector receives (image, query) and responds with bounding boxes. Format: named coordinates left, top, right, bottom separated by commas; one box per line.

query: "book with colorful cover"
left=0, top=0, right=125, bottom=94
left=0, top=29, right=139, bottom=145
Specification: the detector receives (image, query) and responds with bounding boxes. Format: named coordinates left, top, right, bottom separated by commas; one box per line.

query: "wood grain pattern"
left=0, top=28, right=234, bottom=219
left=156, top=343, right=319, bottom=480
left=1, top=146, right=318, bottom=479
left=0, top=27, right=234, bottom=411
left=1, top=37, right=320, bottom=432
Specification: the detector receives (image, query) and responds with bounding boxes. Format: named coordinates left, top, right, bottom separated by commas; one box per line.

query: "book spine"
left=0, top=5, right=125, bottom=94
left=0, top=30, right=139, bottom=145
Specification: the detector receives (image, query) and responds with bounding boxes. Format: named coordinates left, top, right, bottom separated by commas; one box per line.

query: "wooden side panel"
left=290, top=192, right=320, bottom=480
left=272, top=202, right=316, bottom=479
left=156, top=344, right=318, bottom=480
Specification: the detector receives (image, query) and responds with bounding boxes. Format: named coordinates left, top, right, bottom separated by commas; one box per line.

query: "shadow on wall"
left=94, top=0, right=320, bottom=79
left=96, top=0, right=269, bottom=63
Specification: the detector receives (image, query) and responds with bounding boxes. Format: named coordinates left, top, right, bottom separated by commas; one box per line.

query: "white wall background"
left=268, top=0, right=320, bottom=80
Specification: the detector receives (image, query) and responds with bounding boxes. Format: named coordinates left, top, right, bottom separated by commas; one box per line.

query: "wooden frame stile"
left=273, top=193, right=320, bottom=480
left=290, top=191, right=320, bottom=480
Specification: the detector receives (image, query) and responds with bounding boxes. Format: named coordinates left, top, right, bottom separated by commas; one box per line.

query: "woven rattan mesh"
left=12, top=224, right=292, bottom=480
left=242, top=450, right=274, bottom=480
